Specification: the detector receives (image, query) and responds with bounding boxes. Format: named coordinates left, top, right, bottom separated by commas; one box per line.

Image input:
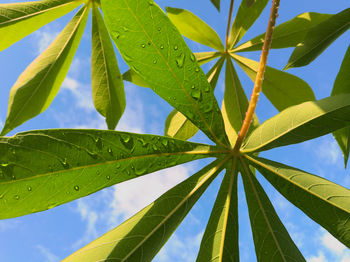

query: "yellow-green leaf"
left=63, top=158, right=228, bottom=262
left=92, top=4, right=125, bottom=130
left=195, top=51, right=222, bottom=65
left=0, top=0, right=83, bottom=51
left=1, top=6, right=89, bottom=136
left=166, top=7, right=224, bottom=51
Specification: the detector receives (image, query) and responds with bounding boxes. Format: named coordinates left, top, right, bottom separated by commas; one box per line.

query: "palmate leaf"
left=164, top=57, right=225, bottom=141
left=166, top=7, right=224, bottom=51
left=0, top=129, right=225, bottom=219
left=101, top=0, right=229, bottom=148
left=0, top=0, right=83, bottom=51
left=242, top=94, right=350, bottom=153
left=196, top=158, right=239, bottom=262
left=1, top=6, right=89, bottom=136
left=63, top=158, right=228, bottom=262
left=331, top=45, right=350, bottom=167
left=240, top=158, right=306, bottom=261
left=228, top=0, right=269, bottom=48
left=231, top=54, right=315, bottom=112
left=91, top=4, right=125, bottom=130
left=233, top=12, right=332, bottom=52
left=285, top=8, right=350, bottom=69
left=246, top=155, right=350, bottom=247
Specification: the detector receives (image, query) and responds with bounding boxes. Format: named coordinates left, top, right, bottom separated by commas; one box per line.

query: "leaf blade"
left=1, top=6, right=89, bottom=136
left=101, top=0, right=229, bottom=147
left=0, top=129, right=225, bottom=219
left=91, top=4, right=126, bottom=130
left=0, top=0, right=83, bottom=51
left=63, top=158, right=228, bottom=262
left=247, top=155, right=350, bottom=248
left=285, top=8, right=350, bottom=69
left=166, top=7, right=224, bottom=51
left=242, top=94, right=350, bottom=153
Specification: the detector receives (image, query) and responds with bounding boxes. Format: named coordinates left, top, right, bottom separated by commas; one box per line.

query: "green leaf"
left=222, top=58, right=259, bottom=146
left=228, top=0, right=269, bottom=48
left=285, top=8, right=350, bottom=69
left=1, top=6, right=89, bottom=136
left=332, top=45, right=350, bottom=167
left=210, top=0, right=220, bottom=11
left=247, top=155, right=350, bottom=248
left=123, top=69, right=149, bottom=88
left=195, top=51, right=222, bottom=65
left=232, top=54, right=315, bottom=112
left=233, top=12, right=332, bottom=52
left=63, top=158, right=228, bottom=262
left=166, top=7, right=224, bottom=51
left=91, top=4, right=125, bottom=130
left=0, top=0, right=83, bottom=51
left=240, top=158, right=306, bottom=261
left=101, top=0, right=229, bottom=147
left=197, top=158, right=239, bottom=262
left=242, top=94, right=350, bottom=153
left=165, top=58, right=225, bottom=141
left=0, top=129, right=225, bottom=219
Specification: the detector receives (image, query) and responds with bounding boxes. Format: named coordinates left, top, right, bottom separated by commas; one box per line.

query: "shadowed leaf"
left=195, top=51, right=222, bottom=65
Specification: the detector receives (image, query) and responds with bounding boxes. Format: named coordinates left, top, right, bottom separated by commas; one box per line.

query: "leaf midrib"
left=121, top=0, right=227, bottom=148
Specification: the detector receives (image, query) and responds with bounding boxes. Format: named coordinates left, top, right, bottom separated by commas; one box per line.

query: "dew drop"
left=161, top=139, right=168, bottom=147
left=152, top=144, right=158, bottom=151
left=141, top=43, right=146, bottom=48
left=204, top=103, right=213, bottom=113
left=148, top=41, right=151, bottom=45
left=108, top=147, right=113, bottom=154
left=114, top=32, right=121, bottom=39
left=157, top=27, right=161, bottom=31
left=74, top=185, right=79, bottom=191
left=106, top=175, right=111, bottom=180
left=115, top=163, right=121, bottom=169
left=174, top=45, right=178, bottom=50
left=135, top=165, right=147, bottom=176
left=191, top=85, right=195, bottom=89
left=204, top=85, right=210, bottom=92
left=175, top=53, right=185, bottom=68
left=190, top=53, right=195, bottom=62
left=191, top=90, right=202, bottom=100
left=153, top=59, right=157, bottom=64
left=27, top=186, right=32, bottom=191
left=95, top=137, right=103, bottom=149
left=148, top=0, right=154, bottom=5
left=160, top=45, right=164, bottom=49
left=195, top=67, right=200, bottom=72
left=14, top=195, right=19, bottom=200
left=61, top=158, right=69, bottom=169
left=122, top=26, right=129, bottom=32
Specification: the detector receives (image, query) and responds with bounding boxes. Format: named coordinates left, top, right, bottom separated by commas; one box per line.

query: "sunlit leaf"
left=1, top=6, right=89, bottom=136
left=92, top=4, right=125, bottom=130
left=102, top=0, right=229, bottom=147
left=197, top=158, right=239, bottom=262
left=240, top=158, right=306, bottom=261
left=165, top=58, right=225, bottom=141
left=123, top=69, right=148, bottom=88
left=63, top=158, right=228, bottom=262
left=233, top=12, right=332, bottom=52
left=195, top=51, right=222, bottom=65
left=166, top=7, right=224, bottom=51
left=247, top=155, right=350, bottom=248
left=0, top=129, right=225, bottom=219
left=228, top=0, right=269, bottom=48
left=331, top=44, right=350, bottom=167
left=0, top=0, right=83, bottom=51
left=285, top=8, right=350, bottom=69
left=232, top=54, right=315, bottom=112
left=242, top=94, right=350, bottom=153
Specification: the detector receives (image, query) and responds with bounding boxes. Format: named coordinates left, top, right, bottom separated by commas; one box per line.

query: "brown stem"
left=233, top=0, right=280, bottom=153
left=225, top=0, right=235, bottom=51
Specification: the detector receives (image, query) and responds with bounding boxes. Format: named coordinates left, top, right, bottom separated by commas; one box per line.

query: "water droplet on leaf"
left=176, top=53, right=185, bottom=68
left=74, top=185, right=79, bottom=191
left=191, top=90, right=202, bottom=100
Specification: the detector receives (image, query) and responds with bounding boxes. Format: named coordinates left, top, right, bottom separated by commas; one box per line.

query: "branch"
left=233, top=0, right=280, bottom=153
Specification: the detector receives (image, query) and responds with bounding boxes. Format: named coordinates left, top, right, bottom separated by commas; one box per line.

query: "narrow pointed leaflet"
left=92, top=4, right=126, bottom=130
left=165, top=58, right=225, bottom=141
left=101, top=0, right=229, bottom=147
left=197, top=158, right=239, bottom=262
left=233, top=12, right=332, bottom=52
left=166, top=7, right=224, bottom=51
left=246, top=155, right=350, bottom=247
left=63, top=158, right=228, bottom=262
left=331, top=45, right=350, bottom=167
left=242, top=94, right=350, bottom=153
left=285, top=8, right=350, bottom=69
left=0, top=0, right=84, bottom=51
left=1, top=6, right=89, bottom=136
left=240, top=158, right=306, bottom=261
left=0, top=129, right=226, bottom=219
left=228, top=0, right=269, bottom=48
left=231, top=54, right=315, bottom=112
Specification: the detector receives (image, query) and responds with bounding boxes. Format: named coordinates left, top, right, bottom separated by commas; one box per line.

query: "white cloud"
left=36, top=245, right=60, bottom=262
left=62, top=77, right=94, bottom=111
left=308, top=252, right=327, bottom=262
left=34, top=30, right=59, bottom=54
left=321, top=230, right=346, bottom=256
left=315, top=137, right=342, bottom=165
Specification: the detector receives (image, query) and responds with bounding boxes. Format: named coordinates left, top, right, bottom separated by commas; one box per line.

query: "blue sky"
left=0, top=0, right=350, bottom=261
